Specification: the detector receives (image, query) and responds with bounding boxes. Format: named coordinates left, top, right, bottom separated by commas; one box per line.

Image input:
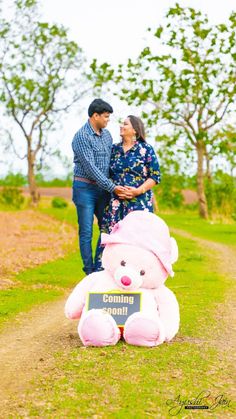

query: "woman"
left=95, top=115, right=160, bottom=270
left=101, top=115, right=161, bottom=233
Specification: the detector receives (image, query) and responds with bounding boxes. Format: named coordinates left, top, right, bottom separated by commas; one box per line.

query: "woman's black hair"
left=128, top=115, right=146, bottom=142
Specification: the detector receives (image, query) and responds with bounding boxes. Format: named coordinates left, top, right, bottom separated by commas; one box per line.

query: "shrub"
left=35, top=173, right=72, bottom=187
left=0, top=187, right=25, bottom=208
left=0, top=172, right=27, bottom=187
left=154, top=174, right=184, bottom=210
left=205, top=171, right=236, bottom=219
left=51, top=196, right=68, bottom=208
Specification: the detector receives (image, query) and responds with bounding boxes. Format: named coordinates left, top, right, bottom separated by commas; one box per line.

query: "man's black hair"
left=88, top=98, right=113, bottom=117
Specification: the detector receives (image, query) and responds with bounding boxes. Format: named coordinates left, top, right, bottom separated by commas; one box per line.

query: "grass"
left=1, top=203, right=235, bottom=416
left=160, top=211, right=236, bottom=247
left=24, top=233, right=235, bottom=418
left=0, top=203, right=26, bottom=212
left=0, top=201, right=100, bottom=328
left=0, top=253, right=85, bottom=328
left=39, top=197, right=236, bottom=247
left=38, top=197, right=78, bottom=227
left=0, top=288, right=61, bottom=327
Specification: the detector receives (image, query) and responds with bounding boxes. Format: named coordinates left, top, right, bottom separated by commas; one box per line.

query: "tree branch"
left=203, top=101, right=231, bottom=130
left=29, top=109, right=48, bottom=137
left=52, top=87, right=90, bottom=112
left=170, top=119, right=197, bottom=146
left=5, top=130, right=27, bottom=160
left=3, top=78, right=29, bottom=140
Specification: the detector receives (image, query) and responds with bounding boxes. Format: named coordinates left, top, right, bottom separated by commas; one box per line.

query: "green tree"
left=152, top=133, right=188, bottom=209
left=91, top=4, right=236, bottom=218
left=205, top=170, right=236, bottom=218
left=209, top=125, right=236, bottom=176
left=0, top=0, right=87, bottom=203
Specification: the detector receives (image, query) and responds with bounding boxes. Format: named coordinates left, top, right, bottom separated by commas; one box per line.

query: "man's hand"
left=114, top=185, right=127, bottom=199
left=114, top=185, right=139, bottom=200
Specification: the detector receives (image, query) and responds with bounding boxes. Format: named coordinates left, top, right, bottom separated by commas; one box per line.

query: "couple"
left=72, top=98, right=161, bottom=275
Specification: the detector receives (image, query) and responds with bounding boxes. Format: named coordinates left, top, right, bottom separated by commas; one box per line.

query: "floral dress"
left=101, top=140, right=161, bottom=233
left=95, top=140, right=161, bottom=270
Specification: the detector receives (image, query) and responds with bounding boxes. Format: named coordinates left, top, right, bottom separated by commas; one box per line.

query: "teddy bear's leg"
left=78, top=309, right=120, bottom=347
left=124, top=312, right=165, bottom=347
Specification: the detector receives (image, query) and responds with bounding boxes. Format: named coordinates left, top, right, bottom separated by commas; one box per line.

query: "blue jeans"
left=72, top=180, right=110, bottom=275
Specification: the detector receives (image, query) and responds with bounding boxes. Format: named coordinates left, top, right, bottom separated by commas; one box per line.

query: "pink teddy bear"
left=65, top=211, right=180, bottom=347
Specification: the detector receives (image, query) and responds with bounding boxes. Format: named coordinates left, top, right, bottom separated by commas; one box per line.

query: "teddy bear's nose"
left=121, top=276, right=131, bottom=286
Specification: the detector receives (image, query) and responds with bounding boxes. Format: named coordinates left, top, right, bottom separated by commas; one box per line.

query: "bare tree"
left=0, top=0, right=88, bottom=203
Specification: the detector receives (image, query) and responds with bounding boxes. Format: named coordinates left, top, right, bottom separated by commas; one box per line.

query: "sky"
left=1, top=0, right=235, bottom=177
left=41, top=0, right=235, bottom=65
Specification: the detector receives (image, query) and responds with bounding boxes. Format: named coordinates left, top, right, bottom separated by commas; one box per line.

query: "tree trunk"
left=27, top=147, right=40, bottom=204
left=205, top=148, right=212, bottom=182
left=204, top=149, right=213, bottom=216
left=196, top=143, right=208, bottom=219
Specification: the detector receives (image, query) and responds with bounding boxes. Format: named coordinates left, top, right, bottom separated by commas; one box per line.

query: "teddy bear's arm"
left=65, top=275, right=95, bottom=319
left=154, top=286, right=180, bottom=341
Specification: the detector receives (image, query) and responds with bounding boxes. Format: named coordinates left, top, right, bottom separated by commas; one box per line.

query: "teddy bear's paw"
left=78, top=309, right=120, bottom=347
left=124, top=312, right=165, bottom=347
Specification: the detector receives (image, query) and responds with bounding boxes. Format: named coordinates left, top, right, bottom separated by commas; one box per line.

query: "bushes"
left=205, top=170, right=236, bottom=219
left=0, top=187, right=25, bottom=208
left=0, top=189, right=69, bottom=210
left=0, top=172, right=72, bottom=188
left=154, top=169, right=236, bottom=220
left=154, top=173, right=184, bottom=210
left=0, top=172, right=27, bottom=187
left=35, top=173, right=72, bottom=187
left=51, top=197, right=68, bottom=208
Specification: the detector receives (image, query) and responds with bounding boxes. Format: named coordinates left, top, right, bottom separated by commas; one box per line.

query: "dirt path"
left=0, top=209, right=79, bottom=415
left=0, top=297, right=80, bottom=413
left=172, top=228, right=236, bottom=361
left=171, top=228, right=236, bottom=281
left=0, top=210, right=76, bottom=288
left=0, top=227, right=235, bottom=416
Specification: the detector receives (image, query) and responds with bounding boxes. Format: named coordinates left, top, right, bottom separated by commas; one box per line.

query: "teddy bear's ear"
left=170, top=237, right=178, bottom=264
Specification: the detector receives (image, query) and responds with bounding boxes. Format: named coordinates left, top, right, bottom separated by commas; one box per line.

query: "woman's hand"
left=122, top=186, right=139, bottom=199
left=114, top=185, right=144, bottom=200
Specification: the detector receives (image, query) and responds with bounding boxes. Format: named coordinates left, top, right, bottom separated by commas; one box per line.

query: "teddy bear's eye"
left=140, top=270, right=145, bottom=276
left=121, top=260, right=126, bottom=266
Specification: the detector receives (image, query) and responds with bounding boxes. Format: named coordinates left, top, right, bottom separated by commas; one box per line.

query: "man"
left=72, top=98, right=125, bottom=275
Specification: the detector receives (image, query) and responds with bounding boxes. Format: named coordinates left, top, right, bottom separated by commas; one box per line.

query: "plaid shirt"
left=72, top=120, right=115, bottom=192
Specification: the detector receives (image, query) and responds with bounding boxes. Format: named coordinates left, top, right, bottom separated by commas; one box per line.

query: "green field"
left=0, top=202, right=235, bottom=417
left=160, top=211, right=236, bottom=247
left=26, top=231, right=235, bottom=417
